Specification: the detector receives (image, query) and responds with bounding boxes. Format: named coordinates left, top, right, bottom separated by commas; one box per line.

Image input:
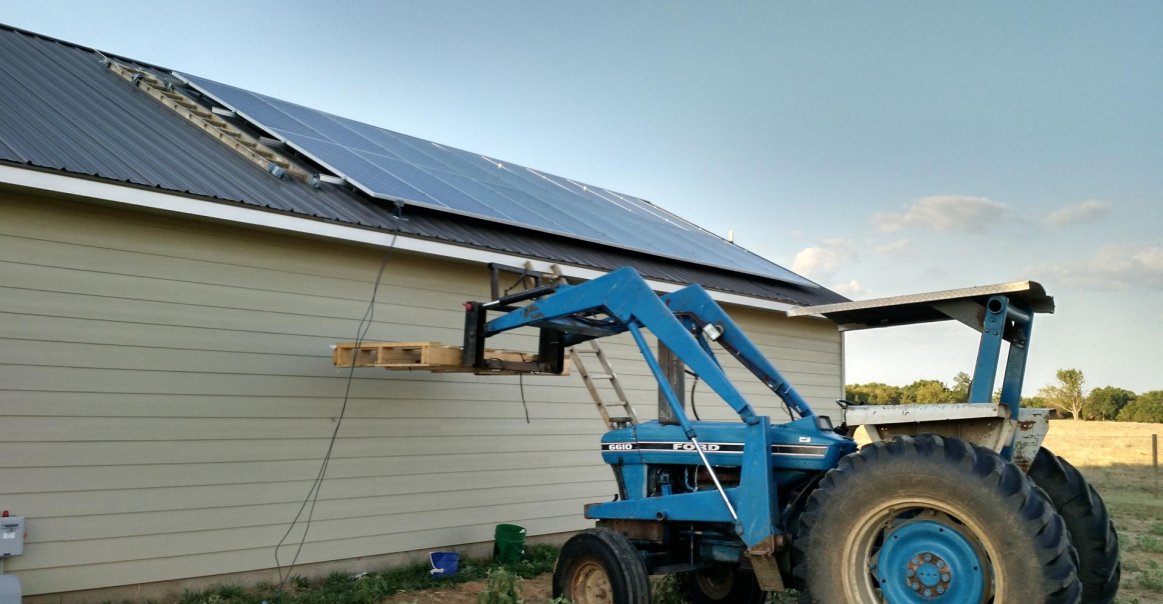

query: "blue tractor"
left=462, top=267, right=1118, bottom=604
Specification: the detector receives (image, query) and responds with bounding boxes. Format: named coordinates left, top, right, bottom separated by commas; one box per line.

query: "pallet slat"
left=332, top=341, right=568, bottom=375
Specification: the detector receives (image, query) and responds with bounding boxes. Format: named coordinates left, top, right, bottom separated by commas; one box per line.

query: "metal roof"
left=0, top=24, right=846, bottom=307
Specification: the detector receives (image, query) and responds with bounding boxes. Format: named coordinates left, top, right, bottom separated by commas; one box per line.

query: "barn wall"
left=0, top=190, right=841, bottom=595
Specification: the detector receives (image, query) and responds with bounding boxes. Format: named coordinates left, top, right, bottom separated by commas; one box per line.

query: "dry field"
left=1041, top=420, right=1163, bottom=604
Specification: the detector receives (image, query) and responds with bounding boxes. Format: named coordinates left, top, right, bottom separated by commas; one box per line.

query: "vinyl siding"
left=0, top=191, right=842, bottom=595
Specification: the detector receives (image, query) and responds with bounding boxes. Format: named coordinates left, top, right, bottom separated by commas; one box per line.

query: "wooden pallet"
left=332, top=341, right=567, bottom=375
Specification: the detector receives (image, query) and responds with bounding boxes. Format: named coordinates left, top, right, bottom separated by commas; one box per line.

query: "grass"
left=1042, top=420, right=1163, bottom=602
left=170, top=544, right=559, bottom=604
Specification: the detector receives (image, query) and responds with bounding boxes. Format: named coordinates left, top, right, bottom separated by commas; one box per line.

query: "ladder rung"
left=587, top=373, right=614, bottom=379
left=608, top=417, right=631, bottom=424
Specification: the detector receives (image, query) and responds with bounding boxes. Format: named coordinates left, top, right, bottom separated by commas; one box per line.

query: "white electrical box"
left=0, top=516, right=23, bottom=557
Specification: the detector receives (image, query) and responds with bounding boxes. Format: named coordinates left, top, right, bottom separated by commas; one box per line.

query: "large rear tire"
left=794, top=434, right=1080, bottom=603
left=552, top=528, right=650, bottom=604
left=679, top=564, right=766, bottom=604
left=1028, top=447, right=1120, bottom=604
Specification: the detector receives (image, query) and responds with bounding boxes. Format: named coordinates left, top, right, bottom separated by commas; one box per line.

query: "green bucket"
left=493, top=523, right=526, bottom=564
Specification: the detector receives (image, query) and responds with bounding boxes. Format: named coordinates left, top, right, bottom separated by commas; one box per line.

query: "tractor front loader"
left=459, top=267, right=1119, bottom=604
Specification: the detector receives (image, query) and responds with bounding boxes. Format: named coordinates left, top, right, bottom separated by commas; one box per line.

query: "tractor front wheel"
left=679, top=564, right=766, bottom=604
left=552, top=528, right=650, bottom=604
left=794, top=434, right=1080, bottom=603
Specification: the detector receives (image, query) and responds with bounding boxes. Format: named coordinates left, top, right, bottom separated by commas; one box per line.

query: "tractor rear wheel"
left=679, top=564, right=766, bottom=604
left=1028, top=447, right=1120, bottom=604
left=794, top=434, right=1080, bottom=604
left=552, top=528, right=650, bottom=604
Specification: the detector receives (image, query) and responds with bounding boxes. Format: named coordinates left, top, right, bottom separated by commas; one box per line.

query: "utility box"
left=0, top=516, right=23, bottom=557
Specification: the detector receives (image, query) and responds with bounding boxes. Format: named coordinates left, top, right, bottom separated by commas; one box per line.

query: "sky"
left=3, top=1, right=1160, bottom=393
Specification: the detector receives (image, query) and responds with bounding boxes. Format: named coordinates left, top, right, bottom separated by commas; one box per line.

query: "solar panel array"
left=178, top=72, right=815, bottom=287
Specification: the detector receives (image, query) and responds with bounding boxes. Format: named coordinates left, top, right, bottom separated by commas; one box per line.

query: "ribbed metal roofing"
left=0, top=24, right=847, bottom=307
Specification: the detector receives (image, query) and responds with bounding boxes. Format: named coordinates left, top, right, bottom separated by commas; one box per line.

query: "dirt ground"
left=381, top=573, right=553, bottom=604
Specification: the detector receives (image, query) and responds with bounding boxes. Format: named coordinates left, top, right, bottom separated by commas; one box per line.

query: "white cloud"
left=1044, top=200, right=1111, bottom=226
left=791, top=238, right=855, bottom=281
left=874, top=195, right=1009, bottom=233
left=1033, top=243, right=1163, bottom=290
left=831, top=279, right=868, bottom=298
left=873, top=239, right=910, bottom=255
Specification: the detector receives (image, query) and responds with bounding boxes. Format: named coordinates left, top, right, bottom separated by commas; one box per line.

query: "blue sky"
left=4, top=1, right=1160, bottom=393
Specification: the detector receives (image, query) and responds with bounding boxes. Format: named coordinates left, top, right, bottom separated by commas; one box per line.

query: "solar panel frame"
left=176, top=72, right=816, bottom=287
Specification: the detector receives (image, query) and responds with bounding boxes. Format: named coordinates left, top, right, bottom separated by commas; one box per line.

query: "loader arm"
left=659, top=284, right=816, bottom=421
left=469, top=267, right=826, bottom=432
left=474, top=267, right=773, bottom=434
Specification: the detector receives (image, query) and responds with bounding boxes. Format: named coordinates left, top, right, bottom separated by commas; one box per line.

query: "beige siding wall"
left=0, top=191, right=842, bottom=595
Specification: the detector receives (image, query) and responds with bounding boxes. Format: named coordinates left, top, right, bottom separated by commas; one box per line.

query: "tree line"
left=846, top=369, right=1163, bottom=423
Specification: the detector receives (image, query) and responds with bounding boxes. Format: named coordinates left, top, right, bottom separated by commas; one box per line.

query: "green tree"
left=1117, top=390, right=1163, bottom=423
left=950, top=371, right=972, bottom=403
left=1038, top=369, right=1088, bottom=420
left=901, top=379, right=951, bottom=404
left=1087, top=386, right=1136, bottom=421
left=845, top=382, right=902, bottom=405
left=1021, top=395, right=1048, bottom=409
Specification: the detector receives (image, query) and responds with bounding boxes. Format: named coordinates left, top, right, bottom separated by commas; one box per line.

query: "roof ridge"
left=0, top=21, right=173, bottom=74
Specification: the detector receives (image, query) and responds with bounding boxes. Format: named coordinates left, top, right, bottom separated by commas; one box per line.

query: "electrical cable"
left=689, top=373, right=701, bottom=421
left=272, top=234, right=396, bottom=599
left=503, top=272, right=531, bottom=296
left=518, top=372, right=531, bottom=423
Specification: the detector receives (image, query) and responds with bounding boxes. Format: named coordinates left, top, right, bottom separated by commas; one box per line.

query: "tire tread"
left=793, top=434, right=1081, bottom=604
left=1029, top=447, right=1121, bottom=604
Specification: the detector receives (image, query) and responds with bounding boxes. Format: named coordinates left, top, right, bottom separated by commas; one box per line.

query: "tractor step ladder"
left=569, top=340, right=639, bottom=430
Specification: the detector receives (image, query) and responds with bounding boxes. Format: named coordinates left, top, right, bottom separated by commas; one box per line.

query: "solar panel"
left=177, top=72, right=816, bottom=287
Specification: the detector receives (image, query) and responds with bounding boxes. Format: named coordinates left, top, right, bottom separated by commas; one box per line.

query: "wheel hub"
left=869, top=512, right=991, bottom=603
left=694, top=565, right=735, bottom=600
left=905, top=552, right=952, bottom=598
left=569, top=560, right=613, bottom=604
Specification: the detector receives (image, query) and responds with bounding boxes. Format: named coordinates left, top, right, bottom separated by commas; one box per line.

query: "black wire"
left=518, top=372, right=531, bottom=423
left=503, top=272, right=530, bottom=296
left=273, top=235, right=396, bottom=598
left=689, top=374, right=701, bottom=421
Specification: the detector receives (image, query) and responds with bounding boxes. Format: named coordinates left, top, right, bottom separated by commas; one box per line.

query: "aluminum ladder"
left=569, top=340, right=639, bottom=430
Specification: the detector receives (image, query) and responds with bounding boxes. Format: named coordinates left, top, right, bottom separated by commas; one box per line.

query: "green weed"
left=1136, top=533, right=1163, bottom=553
left=177, top=584, right=249, bottom=604
left=1138, top=565, right=1163, bottom=592
left=478, top=568, right=521, bottom=604
left=650, top=574, right=686, bottom=604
